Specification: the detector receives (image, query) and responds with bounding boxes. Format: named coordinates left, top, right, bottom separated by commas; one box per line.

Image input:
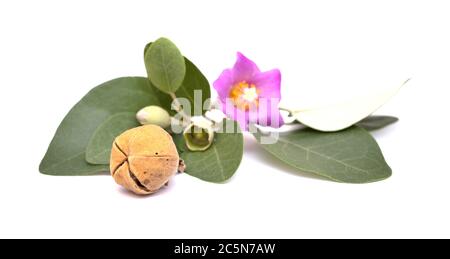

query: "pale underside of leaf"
left=287, top=115, right=399, bottom=131
left=289, top=79, right=409, bottom=132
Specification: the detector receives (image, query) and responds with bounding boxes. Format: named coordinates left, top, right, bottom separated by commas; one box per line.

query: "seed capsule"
left=110, top=125, right=179, bottom=195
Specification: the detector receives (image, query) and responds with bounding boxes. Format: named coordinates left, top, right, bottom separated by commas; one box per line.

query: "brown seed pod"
left=110, top=125, right=179, bottom=195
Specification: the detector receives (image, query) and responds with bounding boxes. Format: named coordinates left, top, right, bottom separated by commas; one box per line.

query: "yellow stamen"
left=229, top=81, right=259, bottom=110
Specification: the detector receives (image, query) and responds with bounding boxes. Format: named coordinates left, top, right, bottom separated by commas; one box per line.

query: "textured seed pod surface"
left=110, top=125, right=179, bottom=195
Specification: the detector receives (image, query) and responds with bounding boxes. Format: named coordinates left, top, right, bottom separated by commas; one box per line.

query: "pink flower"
left=213, top=52, right=284, bottom=130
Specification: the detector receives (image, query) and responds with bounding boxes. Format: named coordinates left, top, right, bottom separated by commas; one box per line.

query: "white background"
left=1, top=0, right=449, bottom=238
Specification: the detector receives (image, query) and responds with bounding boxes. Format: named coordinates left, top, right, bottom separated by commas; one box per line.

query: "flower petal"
left=232, top=52, right=260, bottom=83
left=213, top=68, right=234, bottom=100
left=258, top=110, right=284, bottom=128
left=255, top=97, right=284, bottom=128
left=218, top=98, right=250, bottom=130
left=213, top=53, right=283, bottom=131
left=251, top=69, right=281, bottom=99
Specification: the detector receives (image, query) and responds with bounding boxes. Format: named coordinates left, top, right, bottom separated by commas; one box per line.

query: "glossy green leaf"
left=253, top=126, right=391, bottom=183
left=144, top=38, right=186, bottom=93
left=356, top=116, right=398, bottom=131
left=39, top=77, right=160, bottom=175
left=145, top=43, right=211, bottom=116
left=85, top=112, right=140, bottom=165
left=175, top=120, right=243, bottom=183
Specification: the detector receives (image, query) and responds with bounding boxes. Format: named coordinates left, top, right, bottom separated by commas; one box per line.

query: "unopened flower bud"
left=136, top=106, right=171, bottom=129
left=183, top=116, right=214, bottom=151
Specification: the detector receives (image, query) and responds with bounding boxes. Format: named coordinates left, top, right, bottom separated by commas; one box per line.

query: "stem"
left=279, top=107, right=294, bottom=115
left=169, top=92, right=191, bottom=123
left=171, top=117, right=190, bottom=128
left=279, top=107, right=298, bottom=125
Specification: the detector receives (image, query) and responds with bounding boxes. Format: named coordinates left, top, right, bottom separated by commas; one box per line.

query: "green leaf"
left=145, top=43, right=210, bottom=116
left=145, top=37, right=186, bottom=93
left=356, top=116, right=398, bottom=131
left=39, top=77, right=160, bottom=175
left=153, top=58, right=211, bottom=116
left=85, top=112, right=140, bottom=165
left=253, top=126, right=391, bottom=183
left=172, top=132, right=187, bottom=154
left=144, top=42, right=152, bottom=57
left=175, top=120, right=243, bottom=183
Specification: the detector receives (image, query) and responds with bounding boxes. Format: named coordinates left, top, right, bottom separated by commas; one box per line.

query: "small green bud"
left=136, top=106, right=171, bottom=128
left=183, top=116, right=214, bottom=151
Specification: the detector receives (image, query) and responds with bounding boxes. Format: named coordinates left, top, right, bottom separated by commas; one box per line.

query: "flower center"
left=229, top=81, right=259, bottom=110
